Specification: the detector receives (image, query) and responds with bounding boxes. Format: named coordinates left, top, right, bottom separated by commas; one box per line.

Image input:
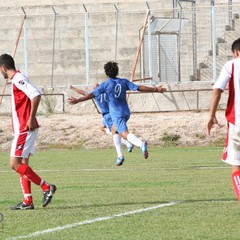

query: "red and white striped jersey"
left=11, top=71, right=41, bottom=134
left=213, top=58, right=240, bottom=126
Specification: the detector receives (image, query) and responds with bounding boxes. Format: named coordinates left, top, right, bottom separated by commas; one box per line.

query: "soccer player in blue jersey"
left=68, top=61, right=166, bottom=166
left=69, top=84, right=133, bottom=165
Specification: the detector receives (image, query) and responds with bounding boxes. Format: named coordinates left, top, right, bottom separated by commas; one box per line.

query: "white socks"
left=113, top=134, right=123, bottom=157
left=127, top=133, right=142, bottom=148
left=105, top=128, right=112, bottom=135
left=121, top=138, right=132, bottom=148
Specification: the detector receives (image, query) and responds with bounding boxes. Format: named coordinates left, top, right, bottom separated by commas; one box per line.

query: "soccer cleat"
left=141, top=141, right=148, bottom=159
left=42, top=184, right=57, bottom=207
left=10, top=202, right=34, bottom=210
left=116, top=156, right=124, bottom=166
left=127, top=144, right=134, bottom=153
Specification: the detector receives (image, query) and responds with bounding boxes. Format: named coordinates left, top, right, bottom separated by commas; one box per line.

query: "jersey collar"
left=10, top=70, right=20, bottom=80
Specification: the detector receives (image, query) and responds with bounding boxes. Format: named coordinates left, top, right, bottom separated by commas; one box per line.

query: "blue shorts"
left=102, top=113, right=113, bottom=131
left=112, top=115, right=130, bottom=134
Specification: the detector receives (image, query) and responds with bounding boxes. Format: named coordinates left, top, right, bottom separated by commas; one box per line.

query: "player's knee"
left=9, top=162, right=17, bottom=171
left=9, top=158, right=19, bottom=171
left=120, top=131, right=128, bottom=139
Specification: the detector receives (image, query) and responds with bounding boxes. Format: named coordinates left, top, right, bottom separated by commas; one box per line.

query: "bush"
left=161, top=132, right=181, bottom=146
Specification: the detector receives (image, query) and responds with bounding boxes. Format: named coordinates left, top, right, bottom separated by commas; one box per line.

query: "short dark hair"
left=232, top=38, right=240, bottom=52
left=0, top=54, right=16, bottom=70
left=104, top=61, right=119, bottom=78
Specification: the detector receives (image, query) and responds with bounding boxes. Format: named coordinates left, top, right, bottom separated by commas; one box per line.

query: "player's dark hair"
left=232, top=38, right=240, bottom=52
left=104, top=61, right=119, bottom=78
left=0, top=54, right=16, bottom=70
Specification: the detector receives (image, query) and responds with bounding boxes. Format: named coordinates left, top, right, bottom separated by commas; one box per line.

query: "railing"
left=128, top=88, right=216, bottom=112
left=0, top=88, right=225, bottom=113
left=0, top=93, right=65, bottom=112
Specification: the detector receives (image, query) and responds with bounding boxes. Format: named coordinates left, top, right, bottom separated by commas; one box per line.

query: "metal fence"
left=143, top=1, right=240, bottom=84
left=0, top=1, right=239, bottom=90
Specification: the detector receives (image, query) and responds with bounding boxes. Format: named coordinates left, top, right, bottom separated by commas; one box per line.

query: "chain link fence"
left=0, top=1, right=239, bottom=89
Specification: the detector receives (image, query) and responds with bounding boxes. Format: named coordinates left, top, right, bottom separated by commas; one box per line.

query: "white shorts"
left=222, top=122, right=240, bottom=166
left=10, top=129, right=38, bottom=158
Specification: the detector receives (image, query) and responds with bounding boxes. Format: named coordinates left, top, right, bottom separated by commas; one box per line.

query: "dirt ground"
left=0, top=110, right=227, bottom=152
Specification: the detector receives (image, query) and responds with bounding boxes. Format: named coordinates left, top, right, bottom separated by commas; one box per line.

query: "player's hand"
left=25, top=118, right=38, bottom=131
left=156, top=85, right=167, bottom=93
left=68, top=97, right=80, bottom=105
left=69, top=85, right=78, bottom=92
left=207, top=116, right=221, bottom=135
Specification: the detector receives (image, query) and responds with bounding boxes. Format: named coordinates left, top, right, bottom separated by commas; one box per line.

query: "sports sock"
left=113, top=134, right=123, bottom=157
left=20, top=174, right=32, bottom=205
left=121, top=138, right=132, bottom=148
left=17, top=164, right=50, bottom=191
left=105, top=128, right=112, bottom=135
left=127, top=133, right=142, bottom=148
left=231, top=171, right=240, bottom=201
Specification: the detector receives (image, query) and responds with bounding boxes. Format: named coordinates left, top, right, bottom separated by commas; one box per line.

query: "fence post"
left=146, top=2, right=153, bottom=81
left=211, top=0, right=217, bottom=82
left=51, top=6, right=57, bottom=90
left=228, top=0, right=233, bottom=28
left=83, top=4, right=90, bottom=87
left=191, top=1, right=197, bottom=80
left=22, top=7, right=28, bottom=78
left=114, top=4, right=119, bottom=62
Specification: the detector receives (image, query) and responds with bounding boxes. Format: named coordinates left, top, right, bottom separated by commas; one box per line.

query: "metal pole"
left=114, top=4, right=119, bottom=62
left=211, top=0, right=217, bottom=82
left=83, top=4, right=90, bottom=87
left=177, top=3, right=183, bottom=83
left=51, top=6, right=57, bottom=90
left=158, top=34, right=161, bottom=82
left=192, top=1, right=197, bottom=80
left=173, top=0, right=177, bottom=18
left=22, top=7, right=28, bottom=78
left=146, top=2, right=152, bottom=81
left=228, top=0, right=232, bottom=28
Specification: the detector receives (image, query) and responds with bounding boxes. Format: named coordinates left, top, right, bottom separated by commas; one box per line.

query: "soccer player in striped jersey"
left=207, top=38, right=240, bottom=201
left=0, top=54, right=56, bottom=210
left=68, top=61, right=166, bottom=166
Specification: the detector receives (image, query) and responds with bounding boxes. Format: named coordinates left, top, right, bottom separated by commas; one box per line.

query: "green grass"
left=0, top=146, right=239, bottom=240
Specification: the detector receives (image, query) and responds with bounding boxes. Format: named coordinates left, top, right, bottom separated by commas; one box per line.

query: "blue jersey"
left=94, top=93, right=109, bottom=116
left=93, top=78, right=139, bottom=118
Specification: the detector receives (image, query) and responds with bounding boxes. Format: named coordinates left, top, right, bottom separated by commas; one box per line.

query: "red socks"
left=17, top=164, right=50, bottom=192
left=20, top=174, right=32, bottom=205
left=232, top=171, right=240, bottom=201
left=17, top=164, right=41, bottom=185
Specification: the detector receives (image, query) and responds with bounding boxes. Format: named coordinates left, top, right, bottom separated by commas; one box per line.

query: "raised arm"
left=68, top=92, right=95, bottom=105
left=69, top=85, right=87, bottom=96
left=138, top=85, right=166, bottom=93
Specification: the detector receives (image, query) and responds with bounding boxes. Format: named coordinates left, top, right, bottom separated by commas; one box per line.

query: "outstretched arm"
left=68, top=92, right=95, bottom=105
left=138, top=85, right=166, bottom=93
left=207, top=88, right=222, bottom=135
left=69, top=85, right=87, bottom=96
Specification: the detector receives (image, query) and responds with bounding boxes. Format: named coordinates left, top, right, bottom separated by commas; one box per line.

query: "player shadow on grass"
left=49, top=198, right=237, bottom=210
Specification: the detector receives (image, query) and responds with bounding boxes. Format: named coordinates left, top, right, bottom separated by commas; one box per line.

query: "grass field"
left=0, top=146, right=240, bottom=240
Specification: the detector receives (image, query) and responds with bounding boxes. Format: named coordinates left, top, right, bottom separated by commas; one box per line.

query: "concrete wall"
left=0, top=0, right=237, bottom=113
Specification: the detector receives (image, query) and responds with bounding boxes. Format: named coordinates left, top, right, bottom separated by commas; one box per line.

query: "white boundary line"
left=0, top=166, right=230, bottom=174
left=7, top=201, right=181, bottom=240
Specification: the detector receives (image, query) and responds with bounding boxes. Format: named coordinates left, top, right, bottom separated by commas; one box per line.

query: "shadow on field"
left=182, top=198, right=237, bottom=203
left=50, top=198, right=237, bottom=210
